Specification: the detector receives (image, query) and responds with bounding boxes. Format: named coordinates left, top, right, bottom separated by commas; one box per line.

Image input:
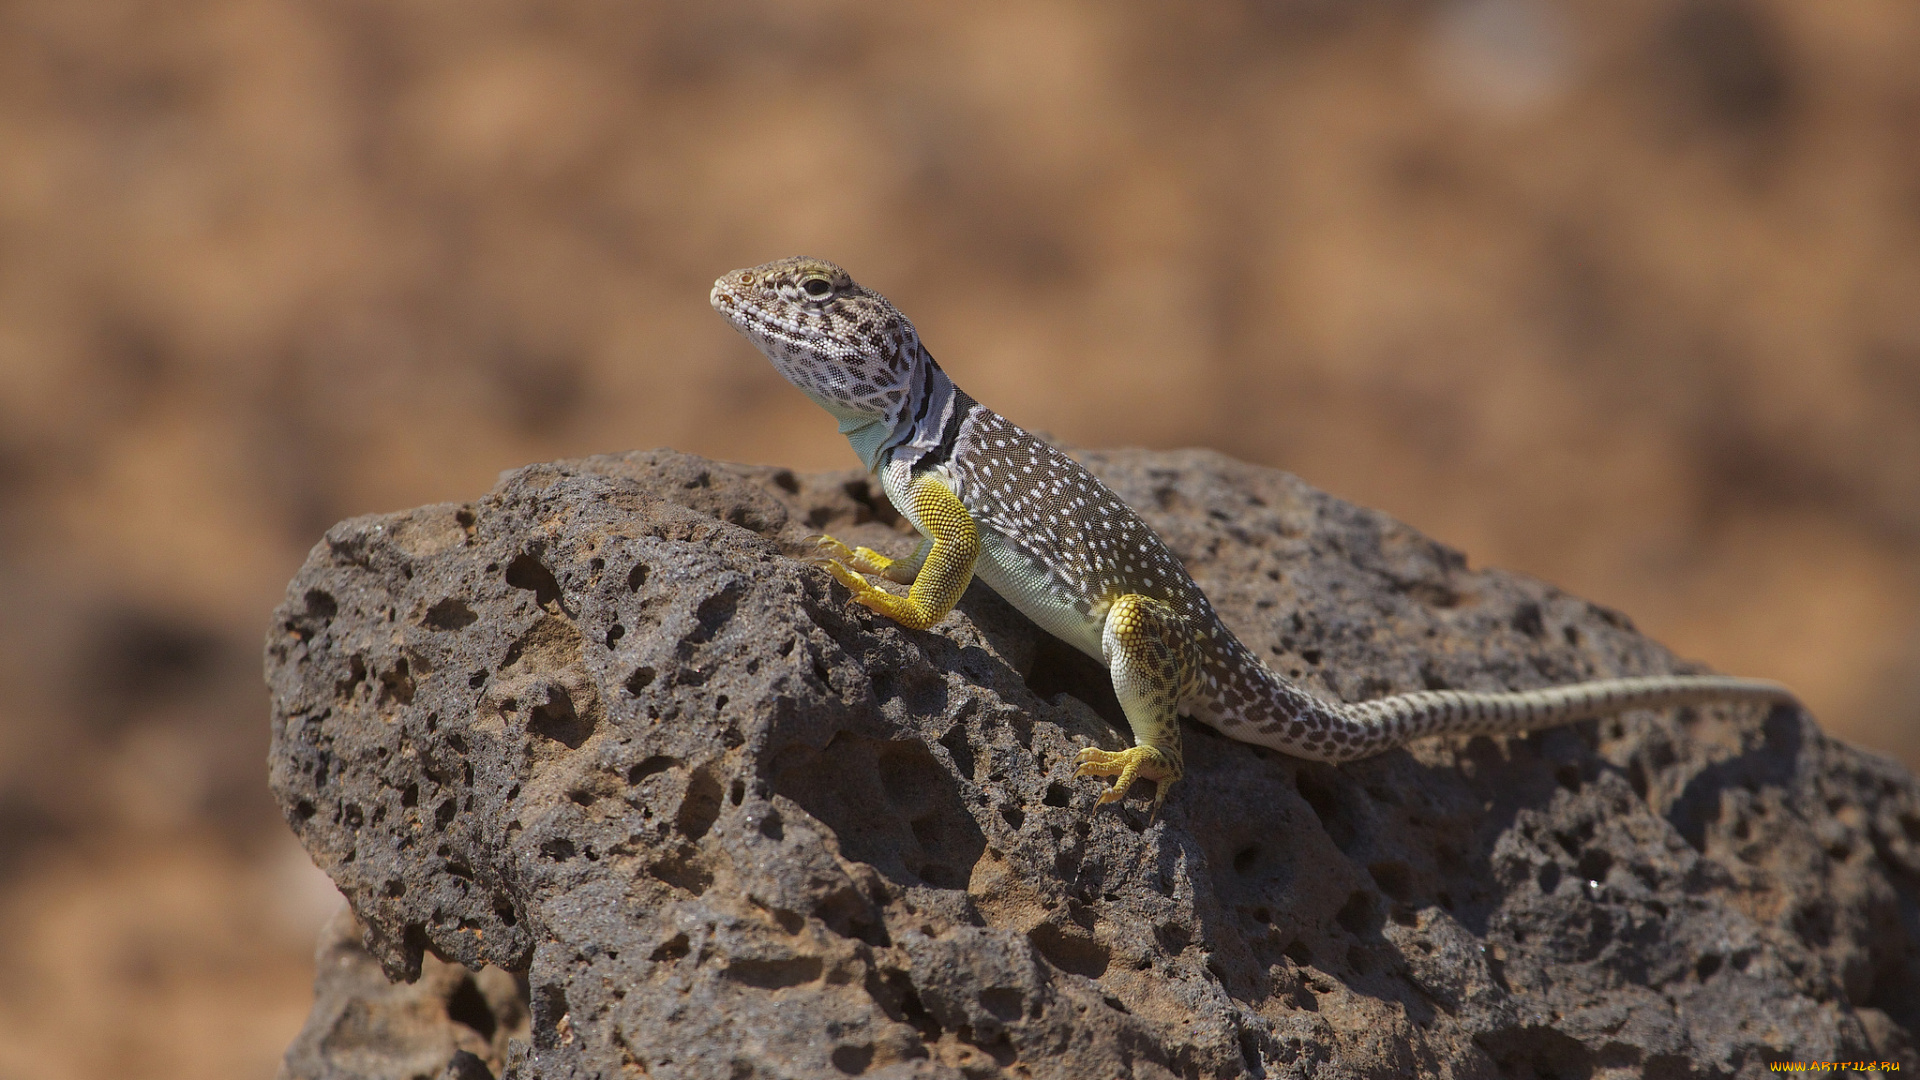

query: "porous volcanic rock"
left=280, top=906, right=529, bottom=1080
left=267, top=448, right=1920, bottom=1079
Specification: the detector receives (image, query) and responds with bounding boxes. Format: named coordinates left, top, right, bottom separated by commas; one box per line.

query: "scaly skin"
left=711, top=256, right=1798, bottom=817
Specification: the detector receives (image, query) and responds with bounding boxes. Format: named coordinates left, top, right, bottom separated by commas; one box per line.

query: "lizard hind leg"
left=1073, top=594, right=1199, bottom=818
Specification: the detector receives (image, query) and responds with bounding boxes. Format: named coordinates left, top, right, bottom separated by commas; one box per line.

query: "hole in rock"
left=378, top=657, right=414, bottom=704
left=650, top=933, right=690, bottom=962
left=505, top=553, right=563, bottom=611
left=676, top=769, right=724, bottom=841
left=688, top=585, right=742, bottom=644
left=881, top=973, right=942, bottom=1040
left=1232, top=844, right=1262, bottom=878
left=1028, top=922, right=1110, bottom=979
left=535, top=985, right=569, bottom=1050
left=649, top=855, right=712, bottom=896
left=1510, top=602, right=1544, bottom=639
left=1368, top=861, right=1415, bottom=902
left=830, top=1043, right=873, bottom=1076
left=1336, top=891, right=1376, bottom=936
left=446, top=976, right=497, bottom=1041
left=1538, top=862, right=1562, bottom=894
left=1576, top=848, right=1613, bottom=884
left=978, top=987, right=1024, bottom=1021
left=1295, top=767, right=1360, bottom=854
left=423, top=598, right=478, bottom=631
left=628, top=756, right=679, bottom=784
left=529, top=684, right=593, bottom=748
left=724, top=956, right=823, bottom=989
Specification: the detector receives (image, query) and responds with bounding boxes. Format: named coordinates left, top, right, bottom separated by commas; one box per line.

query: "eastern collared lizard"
left=711, top=256, right=1796, bottom=816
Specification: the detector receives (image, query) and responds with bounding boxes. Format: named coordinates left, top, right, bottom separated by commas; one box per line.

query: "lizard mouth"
left=710, top=288, right=821, bottom=367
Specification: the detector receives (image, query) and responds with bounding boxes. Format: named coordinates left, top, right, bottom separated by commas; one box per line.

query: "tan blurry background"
left=1, top=0, right=1917, bottom=1075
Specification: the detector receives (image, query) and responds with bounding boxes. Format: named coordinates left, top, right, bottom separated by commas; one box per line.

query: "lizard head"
left=711, top=256, right=928, bottom=427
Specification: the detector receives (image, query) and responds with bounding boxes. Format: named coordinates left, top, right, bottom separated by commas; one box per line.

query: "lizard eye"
left=800, top=276, right=833, bottom=299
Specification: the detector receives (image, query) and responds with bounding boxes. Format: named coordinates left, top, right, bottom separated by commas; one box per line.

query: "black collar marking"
left=916, top=390, right=976, bottom=471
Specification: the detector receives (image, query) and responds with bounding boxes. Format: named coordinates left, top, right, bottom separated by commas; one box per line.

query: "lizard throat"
left=831, top=352, right=963, bottom=473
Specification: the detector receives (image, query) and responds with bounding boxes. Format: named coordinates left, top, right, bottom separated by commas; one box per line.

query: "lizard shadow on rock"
left=1664, top=704, right=1806, bottom=852
left=1166, top=700, right=1823, bottom=1066
left=1021, top=631, right=1129, bottom=735
left=755, top=624, right=993, bottom=893
left=1169, top=714, right=1624, bottom=1022
left=964, top=590, right=1593, bottom=1025
left=767, top=628, right=1125, bottom=896
left=1169, top=739, right=1433, bottom=1020
left=769, top=730, right=987, bottom=891
left=1450, top=722, right=1623, bottom=934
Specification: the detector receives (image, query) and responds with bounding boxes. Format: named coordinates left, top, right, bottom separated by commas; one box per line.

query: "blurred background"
left=0, top=0, right=1915, bottom=1075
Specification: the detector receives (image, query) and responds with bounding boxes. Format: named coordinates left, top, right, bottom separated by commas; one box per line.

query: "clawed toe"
left=806, top=534, right=856, bottom=563
left=806, top=535, right=900, bottom=580
left=819, top=559, right=873, bottom=593
left=1072, top=745, right=1176, bottom=812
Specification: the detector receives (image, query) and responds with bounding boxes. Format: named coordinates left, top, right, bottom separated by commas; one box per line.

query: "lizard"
left=710, top=256, right=1797, bottom=817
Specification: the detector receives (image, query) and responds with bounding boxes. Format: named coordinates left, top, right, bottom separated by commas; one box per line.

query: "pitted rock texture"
left=267, top=448, right=1920, bottom=1079
left=280, top=906, right=529, bottom=1080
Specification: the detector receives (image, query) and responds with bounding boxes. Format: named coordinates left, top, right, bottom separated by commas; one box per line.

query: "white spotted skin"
left=935, top=404, right=1363, bottom=754
left=715, top=258, right=1801, bottom=766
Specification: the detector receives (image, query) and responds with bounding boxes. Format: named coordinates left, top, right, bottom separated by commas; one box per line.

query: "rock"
left=279, top=906, right=529, bottom=1080
left=267, top=448, right=1920, bottom=1079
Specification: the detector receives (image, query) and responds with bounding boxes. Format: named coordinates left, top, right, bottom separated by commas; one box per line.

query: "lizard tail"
left=1323, top=675, right=1797, bottom=761
left=1192, top=636, right=1796, bottom=762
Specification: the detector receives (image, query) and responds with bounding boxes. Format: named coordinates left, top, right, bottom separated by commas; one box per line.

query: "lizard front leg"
left=814, top=475, right=978, bottom=631
left=1074, top=594, right=1199, bottom=818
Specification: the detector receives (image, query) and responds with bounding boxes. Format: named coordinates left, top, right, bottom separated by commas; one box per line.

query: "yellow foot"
left=805, top=534, right=896, bottom=577
left=817, top=556, right=893, bottom=607
left=1073, top=745, right=1178, bottom=816
left=807, top=536, right=936, bottom=628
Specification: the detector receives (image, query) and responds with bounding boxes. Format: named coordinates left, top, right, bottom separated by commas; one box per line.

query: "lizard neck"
left=829, top=348, right=965, bottom=473
left=837, top=413, right=895, bottom=473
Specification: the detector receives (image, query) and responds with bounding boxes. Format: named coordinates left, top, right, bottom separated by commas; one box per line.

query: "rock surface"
left=267, top=448, right=1920, bottom=1079
left=280, top=906, right=529, bottom=1080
